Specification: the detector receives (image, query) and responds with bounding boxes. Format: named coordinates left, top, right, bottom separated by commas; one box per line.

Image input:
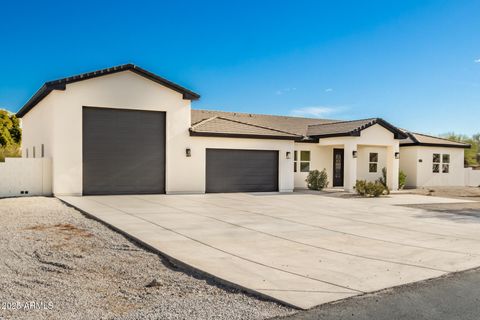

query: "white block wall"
left=0, top=158, right=52, bottom=197
left=465, top=168, right=480, bottom=187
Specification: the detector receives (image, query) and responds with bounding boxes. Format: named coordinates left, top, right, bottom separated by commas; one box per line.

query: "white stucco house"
left=16, top=64, right=470, bottom=196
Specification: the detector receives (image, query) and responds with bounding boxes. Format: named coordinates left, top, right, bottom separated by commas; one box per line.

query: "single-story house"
left=16, top=64, right=470, bottom=196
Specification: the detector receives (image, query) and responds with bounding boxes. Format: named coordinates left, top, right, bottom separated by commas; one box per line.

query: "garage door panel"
left=206, top=149, right=278, bottom=193
left=83, top=107, right=165, bottom=195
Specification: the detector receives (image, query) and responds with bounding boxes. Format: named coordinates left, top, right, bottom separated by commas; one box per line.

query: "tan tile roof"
left=190, top=116, right=299, bottom=138
left=191, top=109, right=469, bottom=148
left=400, top=131, right=470, bottom=148
left=306, top=118, right=378, bottom=137
left=191, top=109, right=335, bottom=136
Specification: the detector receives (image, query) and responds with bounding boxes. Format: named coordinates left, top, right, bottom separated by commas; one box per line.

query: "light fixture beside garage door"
left=186, top=148, right=192, bottom=157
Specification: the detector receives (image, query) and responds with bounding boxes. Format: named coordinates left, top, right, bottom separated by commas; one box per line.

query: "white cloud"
left=275, top=87, right=297, bottom=95
left=325, top=88, right=333, bottom=92
left=475, top=58, right=480, bottom=63
left=290, top=106, right=344, bottom=118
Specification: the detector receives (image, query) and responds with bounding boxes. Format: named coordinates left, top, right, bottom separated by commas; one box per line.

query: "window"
left=293, top=151, right=297, bottom=172
left=432, top=153, right=440, bottom=173
left=33, top=146, right=36, bottom=158
left=442, top=154, right=450, bottom=173
left=300, top=151, right=310, bottom=172
left=41, top=144, right=45, bottom=158
left=369, top=152, right=378, bottom=173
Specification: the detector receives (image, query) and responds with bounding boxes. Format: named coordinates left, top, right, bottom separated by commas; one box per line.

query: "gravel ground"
left=0, top=197, right=295, bottom=320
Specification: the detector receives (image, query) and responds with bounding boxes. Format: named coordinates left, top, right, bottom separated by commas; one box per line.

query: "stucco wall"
left=400, top=146, right=465, bottom=187
left=357, top=146, right=387, bottom=182
left=399, top=147, right=418, bottom=187
left=21, top=70, right=295, bottom=195
left=465, top=168, right=480, bottom=187
left=293, top=143, right=334, bottom=189
left=183, top=137, right=294, bottom=193
left=0, top=158, right=52, bottom=197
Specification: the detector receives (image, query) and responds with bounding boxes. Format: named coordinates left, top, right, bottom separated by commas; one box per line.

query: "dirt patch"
left=0, top=197, right=294, bottom=320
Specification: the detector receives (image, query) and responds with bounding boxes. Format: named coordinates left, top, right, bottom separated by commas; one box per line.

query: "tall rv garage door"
left=206, top=149, right=279, bottom=193
left=83, top=107, right=166, bottom=195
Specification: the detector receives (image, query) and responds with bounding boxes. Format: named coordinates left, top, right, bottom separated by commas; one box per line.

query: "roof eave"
left=400, top=142, right=471, bottom=149
left=189, top=129, right=299, bottom=141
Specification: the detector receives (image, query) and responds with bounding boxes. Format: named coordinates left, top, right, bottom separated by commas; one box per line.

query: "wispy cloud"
left=324, top=88, right=333, bottom=92
left=475, top=58, right=480, bottom=63
left=290, top=106, right=345, bottom=118
left=275, top=87, right=297, bottom=95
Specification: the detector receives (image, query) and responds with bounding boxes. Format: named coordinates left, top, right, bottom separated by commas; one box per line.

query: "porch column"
left=386, top=142, right=400, bottom=191
left=344, top=142, right=358, bottom=192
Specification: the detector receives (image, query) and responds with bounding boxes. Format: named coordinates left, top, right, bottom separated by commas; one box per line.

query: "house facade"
left=17, top=64, right=470, bottom=196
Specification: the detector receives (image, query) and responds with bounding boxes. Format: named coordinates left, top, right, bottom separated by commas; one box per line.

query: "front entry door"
left=333, top=149, right=344, bottom=187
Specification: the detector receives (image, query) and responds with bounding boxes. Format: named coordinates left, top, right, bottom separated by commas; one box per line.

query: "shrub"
left=306, top=169, right=329, bottom=191
left=399, top=170, right=407, bottom=190
left=355, top=180, right=386, bottom=197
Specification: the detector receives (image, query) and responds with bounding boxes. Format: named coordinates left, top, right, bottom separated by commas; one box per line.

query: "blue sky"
left=1, top=0, right=479, bottom=135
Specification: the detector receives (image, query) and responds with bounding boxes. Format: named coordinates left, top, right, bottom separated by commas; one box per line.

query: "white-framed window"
left=369, top=152, right=378, bottom=173
left=293, top=151, right=298, bottom=172
left=26, top=148, right=29, bottom=158
left=41, top=144, right=45, bottom=158
left=300, top=151, right=310, bottom=172
left=442, top=154, right=450, bottom=173
left=33, top=146, right=36, bottom=158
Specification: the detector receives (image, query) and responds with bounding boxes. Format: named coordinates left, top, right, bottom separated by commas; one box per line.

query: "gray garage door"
left=206, top=149, right=278, bottom=193
left=83, top=107, right=166, bottom=195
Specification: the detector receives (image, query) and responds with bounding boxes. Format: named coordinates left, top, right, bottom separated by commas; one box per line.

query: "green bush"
left=306, top=169, right=329, bottom=191
left=399, top=170, right=407, bottom=190
left=0, top=144, right=21, bottom=162
left=355, top=180, right=386, bottom=197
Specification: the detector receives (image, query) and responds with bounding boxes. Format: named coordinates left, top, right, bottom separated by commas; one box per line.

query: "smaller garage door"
left=206, top=149, right=279, bottom=193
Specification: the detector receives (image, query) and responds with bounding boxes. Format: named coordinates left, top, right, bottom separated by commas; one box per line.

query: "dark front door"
left=82, top=107, right=166, bottom=195
left=206, top=149, right=279, bottom=193
left=333, top=149, right=344, bottom=187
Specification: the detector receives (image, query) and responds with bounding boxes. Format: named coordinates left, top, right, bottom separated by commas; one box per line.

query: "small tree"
left=378, top=167, right=390, bottom=195
left=399, top=170, right=407, bottom=190
left=306, top=169, right=329, bottom=191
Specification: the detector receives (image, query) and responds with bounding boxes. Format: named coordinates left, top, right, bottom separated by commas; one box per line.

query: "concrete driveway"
left=59, top=193, right=480, bottom=309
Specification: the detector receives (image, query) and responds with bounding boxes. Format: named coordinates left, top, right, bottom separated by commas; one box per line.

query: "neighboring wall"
left=0, top=158, right=52, bottom=197
left=465, top=167, right=480, bottom=187
left=400, top=146, right=465, bottom=187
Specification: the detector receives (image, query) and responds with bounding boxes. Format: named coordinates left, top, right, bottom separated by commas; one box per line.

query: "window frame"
left=293, top=150, right=297, bottom=172
left=368, top=152, right=379, bottom=173
left=300, top=150, right=311, bottom=173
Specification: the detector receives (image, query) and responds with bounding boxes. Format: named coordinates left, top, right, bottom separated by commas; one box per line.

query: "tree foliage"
left=0, top=109, right=21, bottom=147
left=0, top=109, right=22, bottom=161
left=442, top=132, right=479, bottom=166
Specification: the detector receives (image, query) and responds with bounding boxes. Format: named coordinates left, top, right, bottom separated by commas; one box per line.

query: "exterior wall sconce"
left=352, top=150, right=358, bottom=158
left=286, top=151, right=291, bottom=159
left=186, top=148, right=191, bottom=157
left=418, top=159, right=423, bottom=163
left=395, top=152, right=400, bottom=159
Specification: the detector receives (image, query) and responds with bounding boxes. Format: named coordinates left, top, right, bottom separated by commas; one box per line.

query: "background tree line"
left=0, top=109, right=22, bottom=162
left=443, top=133, right=480, bottom=167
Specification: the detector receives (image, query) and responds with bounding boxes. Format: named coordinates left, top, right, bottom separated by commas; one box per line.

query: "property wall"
left=401, top=146, right=465, bottom=187
left=465, top=167, right=480, bottom=187
left=0, top=158, right=52, bottom=197
left=399, top=147, right=418, bottom=188
left=357, top=146, right=387, bottom=182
